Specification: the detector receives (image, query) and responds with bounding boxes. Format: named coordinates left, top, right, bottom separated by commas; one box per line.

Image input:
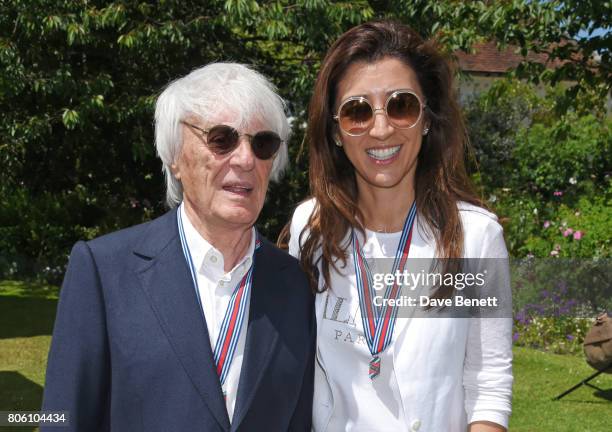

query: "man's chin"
left=216, top=207, right=258, bottom=228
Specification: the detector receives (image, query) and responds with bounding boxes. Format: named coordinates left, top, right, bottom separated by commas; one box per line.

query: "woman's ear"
left=333, top=134, right=343, bottom=147
left=332, top=124, right=344, bottom=147
left=422, top=115, right=431, bottom=136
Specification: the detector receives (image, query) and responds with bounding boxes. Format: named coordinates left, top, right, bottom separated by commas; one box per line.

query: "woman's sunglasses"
left=333, top=90, right=426, bottom=137
left=181, top=121, right=282, bottom=160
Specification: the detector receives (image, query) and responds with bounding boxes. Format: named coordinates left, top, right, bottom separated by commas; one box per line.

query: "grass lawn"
left=510, top=346, right=612, bottom=431
left=0, top=280, right=610, bottom=430
left=0, top=280, right=57, bottom=432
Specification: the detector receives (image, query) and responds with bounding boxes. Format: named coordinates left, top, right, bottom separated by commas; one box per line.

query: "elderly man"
left=41, top=63, right=315, bottom=431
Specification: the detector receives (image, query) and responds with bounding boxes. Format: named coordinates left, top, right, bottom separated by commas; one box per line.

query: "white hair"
left=154, top=62, right=290, bottom=208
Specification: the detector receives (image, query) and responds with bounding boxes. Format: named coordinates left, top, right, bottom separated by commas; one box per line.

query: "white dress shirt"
left=180, top=203, right=256, bottom=421
left=289, top=198, right=513, bottom=432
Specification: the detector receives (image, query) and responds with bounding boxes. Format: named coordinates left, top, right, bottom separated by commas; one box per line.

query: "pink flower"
left=553, top=191, right=563, bottom=197
left=563, top=228, right=574, bottom=237
left=543, top=221, right=551, bottom=229
left=573, top=230, right=584, bottom=240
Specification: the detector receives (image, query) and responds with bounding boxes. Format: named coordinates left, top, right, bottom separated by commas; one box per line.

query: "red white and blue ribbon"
left=178, top=208, right=261, bottom=389
left=352, top=202, right=416, bottom=379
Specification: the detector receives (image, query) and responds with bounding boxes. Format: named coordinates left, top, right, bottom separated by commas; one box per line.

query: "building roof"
left=455, top=41, right=564, bottom=74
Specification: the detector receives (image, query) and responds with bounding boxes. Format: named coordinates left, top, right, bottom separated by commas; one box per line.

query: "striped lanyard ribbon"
left=178, top=209, right=261, bottom=388
left=352, top=202, right=416, bottom=378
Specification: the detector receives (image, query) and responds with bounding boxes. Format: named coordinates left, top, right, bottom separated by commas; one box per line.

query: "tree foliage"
left=0, top=0, right=609, bottom=280
left=463, top=80, right=611, bottom=260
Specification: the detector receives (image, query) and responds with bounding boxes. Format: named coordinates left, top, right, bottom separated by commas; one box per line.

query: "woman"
left=286, top=20, right=512, bottom=431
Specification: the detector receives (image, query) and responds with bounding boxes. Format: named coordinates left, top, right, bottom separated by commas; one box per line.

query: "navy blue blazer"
left=41, top=209, right=315, bottom=431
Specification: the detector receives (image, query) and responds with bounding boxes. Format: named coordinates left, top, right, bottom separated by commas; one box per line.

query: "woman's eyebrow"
left=341, top=88, right=418, bottom=100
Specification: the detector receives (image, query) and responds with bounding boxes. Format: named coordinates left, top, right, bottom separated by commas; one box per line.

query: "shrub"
left=0, top=186, right=157, bottom=285
left=513, top=278, right=595, bottom=355
left=513, top=317, right=591, bottom=355
left=513, top=114, right=611, bottom=197
left=464, top=79, right=544, bottom=190
left=523, top=194, right=612, bottom=258
left=496, top=185, right=612, bottom=259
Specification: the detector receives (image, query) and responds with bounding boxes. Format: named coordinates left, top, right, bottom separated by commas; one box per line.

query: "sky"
left=577, top=27, right=610, bottom=39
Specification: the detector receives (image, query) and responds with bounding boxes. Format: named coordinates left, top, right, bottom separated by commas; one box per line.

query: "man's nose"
left=229, top=137, right=256, bottom=171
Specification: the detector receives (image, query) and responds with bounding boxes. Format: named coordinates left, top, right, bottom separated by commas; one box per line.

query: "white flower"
left=533, top=208, right=538, bottom=215
left=488, top=194, right=497, bottom=203
left=569, top=177, right=577, bottom=185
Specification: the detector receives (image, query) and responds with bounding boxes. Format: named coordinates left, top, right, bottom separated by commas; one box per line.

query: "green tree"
left=1, top=0, right=609, bottom=281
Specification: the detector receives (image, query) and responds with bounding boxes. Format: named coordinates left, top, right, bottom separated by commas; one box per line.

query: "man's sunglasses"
left=333, top=89, right=426, bottom=137
left=181, top=121, right=282, bottom=160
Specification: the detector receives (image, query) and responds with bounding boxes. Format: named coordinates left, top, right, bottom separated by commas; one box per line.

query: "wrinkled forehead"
left=186, top=104, right=274, bottom=134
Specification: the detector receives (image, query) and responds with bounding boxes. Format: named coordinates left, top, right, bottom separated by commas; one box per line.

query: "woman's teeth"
left=366, top=146, right=400, bottom=160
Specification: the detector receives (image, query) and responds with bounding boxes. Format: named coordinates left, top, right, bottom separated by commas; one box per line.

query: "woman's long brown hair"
left=286, top=20, right=484, bottom=295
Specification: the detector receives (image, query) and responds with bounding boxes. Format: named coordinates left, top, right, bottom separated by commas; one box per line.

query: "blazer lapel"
left=134, top=210, right=230, bottom=431
left=231, top=240, right=281, bottom=430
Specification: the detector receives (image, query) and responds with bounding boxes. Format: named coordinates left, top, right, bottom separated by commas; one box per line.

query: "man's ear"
left=170, top=163, right=181, bottom=180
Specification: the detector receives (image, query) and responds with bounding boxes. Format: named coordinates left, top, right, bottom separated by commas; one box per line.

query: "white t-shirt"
left=289, top=198, right=513, bottom=432
left=322, top=229, right=410, bottom=431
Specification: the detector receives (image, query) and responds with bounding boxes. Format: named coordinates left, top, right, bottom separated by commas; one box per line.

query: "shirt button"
left=210, top=255, right=217, bottom=263
left=411, top=419, right=421, bottom=431
left=219, top=281, right=225, bottom=286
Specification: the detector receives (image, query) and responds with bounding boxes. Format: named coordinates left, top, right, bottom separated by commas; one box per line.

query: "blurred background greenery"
left=1, top=0, right=610, bottom=284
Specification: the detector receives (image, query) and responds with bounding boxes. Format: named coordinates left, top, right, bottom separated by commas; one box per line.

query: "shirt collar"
left=179, top=203, right=256, bottom=280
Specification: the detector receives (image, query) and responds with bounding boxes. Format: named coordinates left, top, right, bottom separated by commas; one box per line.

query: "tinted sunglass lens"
left=206, top=125, right=239, bottom=154
left=339, top=99, right=373, bottom=135
left=252, top=131, right=281, bottom=160
left=387, top=92, right=421, bottom=128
